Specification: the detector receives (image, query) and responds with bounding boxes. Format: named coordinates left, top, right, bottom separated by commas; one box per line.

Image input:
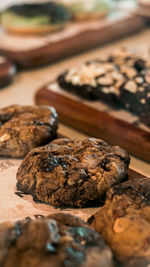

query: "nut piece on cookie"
left=0, top=105, right=58, bottom=158
left=0, top=213, right=113, bottom=267
left=16, top=137, right=130, bottom=208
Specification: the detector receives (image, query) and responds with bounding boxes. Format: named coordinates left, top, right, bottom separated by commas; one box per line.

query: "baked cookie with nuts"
left=0, top=213, right=113, bottom=267
left=16, top=137, right=130, bottom=208
left=88, top=178, right=150, bottom=267
left=0, top=105, right=58, bottom=158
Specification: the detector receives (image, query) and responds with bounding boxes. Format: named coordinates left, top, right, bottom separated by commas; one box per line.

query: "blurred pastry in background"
left=0, top=56, right=16, bottom=89
left=1, top=1, right=71, bottom=35
left=60, top=0, right=112, bottom=21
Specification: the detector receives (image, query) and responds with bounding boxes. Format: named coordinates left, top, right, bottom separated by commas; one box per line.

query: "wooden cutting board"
left=35, top=81, right=150, bottom=163
left=0, top=11, right=144, bottom=68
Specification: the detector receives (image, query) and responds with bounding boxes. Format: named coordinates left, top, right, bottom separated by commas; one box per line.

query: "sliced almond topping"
left=71, top=75, right=80, bottom=85
left=135, top=76, right=144, bottom=84
left=97, top=76, right=114, bottom=86
left=115, top=80, right=124, bottom=90
left=89, top=80, right=97, bottom=87
left=94, top=67, right=106, bottom=76
left=110, top=71, right=124, bottom=81
left=110, top=86, right=119, bottom=95
left=113, top=217, right=130, bottom=233
left=138, top=87, right=145, bottom=92
left=147, top=92, right=150, bottom=98
left=125, top=80, right=137, bottom=93
left=102, top=63, right=114, bottom=72
left=0, top=133, right=11, bottom=142
left=121, top=66, right=137, bottom=78
left=102, top=87, right=110, bottom=94
left=141, top=98, right=146, bottom=104
left=145, top=76, right=150, bottom=84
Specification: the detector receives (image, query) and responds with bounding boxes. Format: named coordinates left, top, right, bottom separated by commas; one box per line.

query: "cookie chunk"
left=0, top=105, right=58, bottom=158
left=16, top=137, right=130, bottom=208
left=0, top=213, right=113, bottom=267
left=88, top=178, right=150, bottom=267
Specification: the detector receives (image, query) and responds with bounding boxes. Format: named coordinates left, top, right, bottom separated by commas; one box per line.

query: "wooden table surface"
left=0, top=29, right=150, bottom=177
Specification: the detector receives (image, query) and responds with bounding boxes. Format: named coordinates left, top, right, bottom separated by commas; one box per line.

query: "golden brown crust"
left=3, top=24, right=65, bottom=35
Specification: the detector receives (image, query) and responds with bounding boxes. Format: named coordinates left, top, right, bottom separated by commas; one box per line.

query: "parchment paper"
left=0, top=160, right=99, bottom=223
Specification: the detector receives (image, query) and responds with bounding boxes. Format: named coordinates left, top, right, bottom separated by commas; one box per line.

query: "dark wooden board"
left=0, top=56, right=16, bottom=88
left=0, top=12, right=144, bottom=68
left=35, top=81, right=150, bottom=163
left=127, top=168, right=146, bottom=179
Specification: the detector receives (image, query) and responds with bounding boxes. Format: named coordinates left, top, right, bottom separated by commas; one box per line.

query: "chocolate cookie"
left=0, top=105, right=58, bottom=158
left=16, top=137, right=130, bottom=208
left=88, top=178, right=150, bottom=267
left=0, top=213, right=113, bottom=267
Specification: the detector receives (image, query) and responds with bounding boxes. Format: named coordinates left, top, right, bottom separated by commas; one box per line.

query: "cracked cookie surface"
left=0, top=213, right=113, bottom=267
left=0, top=105, right=58, bottom=158
left=88, top=178, right=150, bottom=267
left=16, top=137, right=130, bottom=208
